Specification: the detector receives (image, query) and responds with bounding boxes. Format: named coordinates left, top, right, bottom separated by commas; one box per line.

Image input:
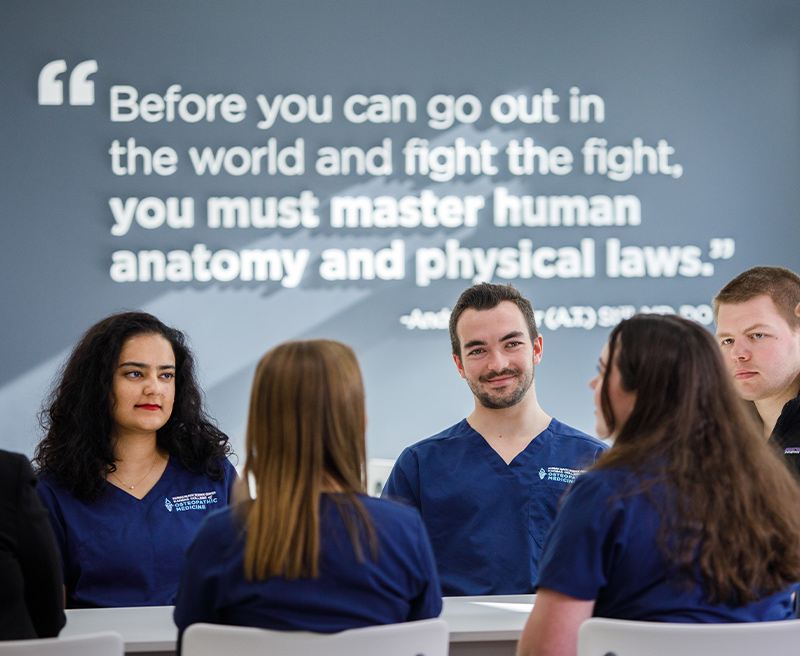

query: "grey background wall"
left=2, top=1, right=799, bottom=461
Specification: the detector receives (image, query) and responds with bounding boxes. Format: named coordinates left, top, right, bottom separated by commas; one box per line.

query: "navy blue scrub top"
left=173, top=494, right=442, bottom=635
left=537, top=467, right=795, bottom=622
left=37, top=456, right=237, bottom=608
left=382, top=418, right=607, bottom=595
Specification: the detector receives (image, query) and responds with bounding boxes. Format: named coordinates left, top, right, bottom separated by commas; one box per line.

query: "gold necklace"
left=110, top=454, right=158, bottom=490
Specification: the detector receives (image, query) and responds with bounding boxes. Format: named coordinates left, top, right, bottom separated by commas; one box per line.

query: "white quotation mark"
left=38, top=59, right=98, bottom=106
left=708, top=238, right=735, bottom=260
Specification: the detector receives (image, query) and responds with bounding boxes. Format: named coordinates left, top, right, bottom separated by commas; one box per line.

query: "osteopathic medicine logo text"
left=164, top=491, right=218, bottom=512
left=539, top=467, right=583, bottom=484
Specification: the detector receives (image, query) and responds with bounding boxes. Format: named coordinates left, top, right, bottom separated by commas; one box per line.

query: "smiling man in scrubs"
left=382, top=283, right=606, bottom=596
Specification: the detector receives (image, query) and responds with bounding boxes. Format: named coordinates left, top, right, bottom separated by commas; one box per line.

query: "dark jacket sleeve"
left=772, top=394, right=800, bottom=480
left=0, top=451, right=66, bottom=639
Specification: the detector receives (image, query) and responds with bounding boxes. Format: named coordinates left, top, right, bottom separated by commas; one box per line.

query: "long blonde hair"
left=242, top=340, right=375, bottom=580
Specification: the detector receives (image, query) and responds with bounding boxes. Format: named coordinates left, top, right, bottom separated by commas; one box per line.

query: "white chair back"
left=577, top=617, right=800, bottom=656
left=182, top=618, right=449, bottom=656
left=0, top=631, right=123, bottom=656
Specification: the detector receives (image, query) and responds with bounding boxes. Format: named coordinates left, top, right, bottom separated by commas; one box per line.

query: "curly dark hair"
left=34, top=311, right=232, bottom=500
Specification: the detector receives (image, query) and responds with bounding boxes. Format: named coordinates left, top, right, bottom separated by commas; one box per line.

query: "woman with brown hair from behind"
left=174, top=339, right=442, bottom=638
left=518, top=314, right=800, bottom=656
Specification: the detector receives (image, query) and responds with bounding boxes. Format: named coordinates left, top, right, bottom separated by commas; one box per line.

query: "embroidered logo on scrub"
left=164, top=491, right=218, bottom=512
left=539, top=467, right=584, bottom=484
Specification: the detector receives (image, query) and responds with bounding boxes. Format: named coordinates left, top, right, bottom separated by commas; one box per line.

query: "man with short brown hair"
left=383, top=283, right=606, bottom=595
left=713, top=266, right=800, bottom=477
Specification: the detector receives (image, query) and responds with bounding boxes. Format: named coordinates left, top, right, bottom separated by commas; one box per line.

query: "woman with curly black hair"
left=34, top=311, right=235, bottom=608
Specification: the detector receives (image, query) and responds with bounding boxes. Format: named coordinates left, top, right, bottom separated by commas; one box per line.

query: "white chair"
left=182, top=618, right=449, bottom=656
left=0, top=631, right=123, bottom=656
left=577, top=617, right=800, bottom=656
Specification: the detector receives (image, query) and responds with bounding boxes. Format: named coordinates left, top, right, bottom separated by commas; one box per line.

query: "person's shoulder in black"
left=0, top=449, right=65, bottom=641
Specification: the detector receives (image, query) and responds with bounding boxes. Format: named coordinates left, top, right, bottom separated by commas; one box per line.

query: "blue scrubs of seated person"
left=175, top=495, right=440, bottom=632
left=383, top=284, right=606, bottom=596
left=33, top=312, right=235, bottom=608
left=384, top=418, right=605, bottom=596
left=537, top=468, right=795, bottom=622
left=37, top=457, right=236, bottom=607
left=518, top=315, right=800, bottom=656
left=174, top=340, right=442, bottom=640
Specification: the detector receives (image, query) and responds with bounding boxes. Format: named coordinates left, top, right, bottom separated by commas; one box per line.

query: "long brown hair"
left=241, top=339, right=375, bottom=580
left=596, top=314, right=800, bottom=604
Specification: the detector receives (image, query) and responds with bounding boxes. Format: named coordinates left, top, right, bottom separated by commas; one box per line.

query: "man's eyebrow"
left=463, top=339, right=487, bottom=350
left=716, top=323, right=774, bottom=338
left=463, top=332, right=525, bottom=350
left=117, top=361, right=175, bottom=369
left=742, top=323, right=773, bottom=332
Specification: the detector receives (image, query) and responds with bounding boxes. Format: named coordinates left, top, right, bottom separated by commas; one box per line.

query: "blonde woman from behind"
left=174, top=340, right=442, bottom=641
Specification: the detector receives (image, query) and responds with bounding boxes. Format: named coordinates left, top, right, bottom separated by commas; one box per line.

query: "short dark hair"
left=449, top=283, right=538, bottom=357
left=713, top=266, right=800, bottom=329
left=35, top=311, right=231, bottom=500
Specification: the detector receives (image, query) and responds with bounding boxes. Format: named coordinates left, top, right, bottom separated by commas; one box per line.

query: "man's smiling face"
left=454, top=301, right=542, bottom=409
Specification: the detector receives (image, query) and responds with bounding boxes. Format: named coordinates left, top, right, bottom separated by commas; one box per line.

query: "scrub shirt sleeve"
left=381, top=449, right=421, bottom=509
left=407, top=511, right=442, bottom=620
left=173, top=514, right=225, bottom=635
left=592, top=442, right=610, bottom=461
left=222, top=458, right=239, bottom=500
left=535, top=472, right=624, bottom=601
left=34, top=478, right=69, bottom=581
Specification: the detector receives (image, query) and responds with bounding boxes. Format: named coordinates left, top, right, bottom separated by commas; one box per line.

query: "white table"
left=62, top=606, right=177, bottom=655
left=61, top=595, right=535, bottom=656
left=445, top=595, right=535, bottom=656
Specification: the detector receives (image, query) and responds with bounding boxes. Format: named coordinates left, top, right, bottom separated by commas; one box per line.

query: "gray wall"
left=2, top=1, right=799, bottom=461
